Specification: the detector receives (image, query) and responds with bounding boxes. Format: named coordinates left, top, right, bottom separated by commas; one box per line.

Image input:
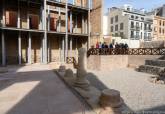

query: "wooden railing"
left=66, top=48, right=165, bottom=64
left=66, top=57, right=78, bottom=68
left=87, top=48, right=165, bottom=56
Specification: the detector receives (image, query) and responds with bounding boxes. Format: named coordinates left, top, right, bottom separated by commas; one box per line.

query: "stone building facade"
left=0, top=0, right=103, bottom=66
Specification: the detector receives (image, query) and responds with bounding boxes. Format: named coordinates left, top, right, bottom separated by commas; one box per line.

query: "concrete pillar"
left=65, top=0, right=68, bottom=62
left=18, top=32, right=22, bottom=65
left=41, top=6, right=44, bottom=30
left=1, top=30, right=6, bottom=66
left=62, top=37, right=65, bottom=63
left=75, top=15, right=78, bottom=33
left=40, top=6, right=43, bottom=30
left=48, top=5, right=50, bottom=31
left=17, top=0, right=20, bottom=28
left=2, top=0, right=6, bottom=27
left=43, top=33, right=47, bottom=64
left=58, top=8, right=61, bottom=32
left=88, top=0, right=91, bottom=49
left=70, top=37, right=72, bottom=56
left=47, top=38, right=50, bottom=63
left=43, top=0, right=47, bottom=64
left=27, top=4, right=29, bottom=29
left=40, top=35, right=43, bottom=63
left=28, top=32, right=31, bottom=64
left=82, top=14, right=85, bottom=34
left=75, top=38, right=78, bottom=60
left=70, top=11, right=72, bottom=33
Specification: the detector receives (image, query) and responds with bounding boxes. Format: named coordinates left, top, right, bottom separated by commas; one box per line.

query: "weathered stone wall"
left=48, top=35, right=60, bottom=63
left=128, top=55, right=162, bottom=68
left=31, top=34, right=41, bottom=63
left=87, top=55, right=163, bottom=71
left=90, top=0, right=103, bottom=46
left=140, top=41, right=165, bottom=48
left=87, top=55, right=128, bottom=71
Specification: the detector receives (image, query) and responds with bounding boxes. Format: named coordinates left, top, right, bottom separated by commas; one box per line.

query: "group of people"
left=95, top=42, right=129, bottom=49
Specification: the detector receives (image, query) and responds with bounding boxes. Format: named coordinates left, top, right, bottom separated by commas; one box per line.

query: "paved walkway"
left=0, top=64, right=94, bottom=114
left=87, top=68, right=165, bottom=113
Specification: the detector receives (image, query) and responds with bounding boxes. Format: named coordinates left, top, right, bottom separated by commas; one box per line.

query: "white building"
left=108, top=4, right=153, bottom=48
left=103, top=14, right=110, bottom=38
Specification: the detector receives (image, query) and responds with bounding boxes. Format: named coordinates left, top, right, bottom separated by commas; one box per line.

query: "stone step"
left=159, top=56, right=165, bottom=60
left=145, top=60, right=165, bottom=67
left=138, top=65, right=165, bottom=75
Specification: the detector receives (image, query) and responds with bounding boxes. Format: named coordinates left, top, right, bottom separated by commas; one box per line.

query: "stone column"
left=74, top=48, right=89, bottom=90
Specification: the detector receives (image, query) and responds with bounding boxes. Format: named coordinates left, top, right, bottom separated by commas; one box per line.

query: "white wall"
left=112, top=37, right=140, bottom=48
left=103, top=15, right=109, bottom=36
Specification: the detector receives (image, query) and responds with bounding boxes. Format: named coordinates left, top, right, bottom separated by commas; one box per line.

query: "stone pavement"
left=0, top=64, right=95, bottom=114
left=87, top=68, right=165, bottom=113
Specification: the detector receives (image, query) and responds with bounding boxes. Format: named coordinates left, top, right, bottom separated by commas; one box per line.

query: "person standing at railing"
left=102, top=42, right=105, bottom=48
left=96, top=42, right=99, bottom=48
left=99, top=42, right=102, bottom=48
left=104, top=42, right=108, bottom=48
left=109, top=43, right=113, bottom=49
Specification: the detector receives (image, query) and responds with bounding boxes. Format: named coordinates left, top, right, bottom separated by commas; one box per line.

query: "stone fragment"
left=59, top=65, right=66, bottom=72
left=64, top=69, right=74, bottom=78
left=99, top=89, right=123, bottom=108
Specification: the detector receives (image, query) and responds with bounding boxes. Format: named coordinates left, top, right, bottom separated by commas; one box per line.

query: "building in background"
left=90, top=0, right=103, bottom=46
left=147, top=4, right=165, bottom=41
left=102, top=13, right=111, bottom=43
left=108, top=4, right=153, bottom=48
left=0, top=0, right=102, bottom=66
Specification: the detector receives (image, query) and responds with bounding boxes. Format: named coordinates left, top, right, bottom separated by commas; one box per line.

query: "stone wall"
left=140, top=41, right=165, bottom=48
left=87, top=55, right=128, bottom=71
left=87, top=55, right=163, bottom=71
left=90, top=0, right=103, bottom=46
left=128, top=55, right=162, bottom=68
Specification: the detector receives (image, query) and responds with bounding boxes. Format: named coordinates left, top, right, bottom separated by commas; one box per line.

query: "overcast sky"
left=104, top=0, right=165, bottom=13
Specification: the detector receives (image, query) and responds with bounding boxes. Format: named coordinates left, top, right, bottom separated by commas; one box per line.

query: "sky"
left=104, top=0, right=165, bottom=13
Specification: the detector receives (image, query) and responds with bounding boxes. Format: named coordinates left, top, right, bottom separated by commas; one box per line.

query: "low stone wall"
left=128, top=55, right=162, bottom=68
left=87, top=55, right=128, bottom=71
left=140, top=41, right=165, bottom=48
left=87, top=55, right=162, bottom=71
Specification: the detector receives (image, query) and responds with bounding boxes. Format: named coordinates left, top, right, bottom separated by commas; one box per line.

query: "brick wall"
left=90, top=0, right=103, bottom=46
left=31, top=34, right=41, bottom=63
left=48, top=36, right=60, bottom=62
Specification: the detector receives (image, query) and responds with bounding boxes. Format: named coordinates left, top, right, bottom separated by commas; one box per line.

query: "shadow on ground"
left=0, top=66, right=94, bottom=114
left=0, top=65, right=165, bottom=114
